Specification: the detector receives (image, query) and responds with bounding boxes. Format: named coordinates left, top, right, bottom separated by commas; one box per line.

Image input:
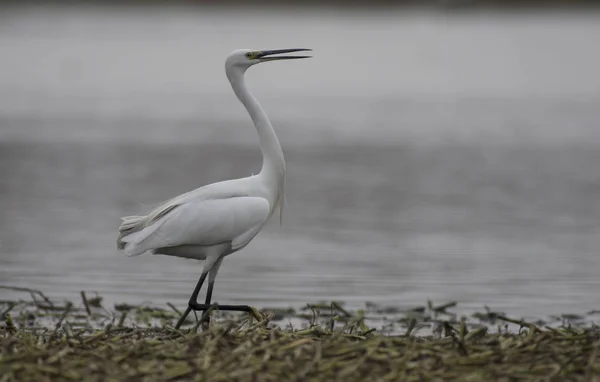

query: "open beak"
left=257, top=48, right=312, bottom=62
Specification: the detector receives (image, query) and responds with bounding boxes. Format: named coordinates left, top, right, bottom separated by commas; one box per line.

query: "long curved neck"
left=226, top=65, right=286, bottom=215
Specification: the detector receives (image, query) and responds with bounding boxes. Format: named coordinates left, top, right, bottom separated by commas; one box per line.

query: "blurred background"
left=1, top=0, right=599, bottom=319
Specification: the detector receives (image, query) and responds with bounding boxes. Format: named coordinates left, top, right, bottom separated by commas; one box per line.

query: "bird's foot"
left=200, top=310, right=211, bottom=330
left=188, top=302, right=252, bottom=312
left=188, top=303, right=263, bottom=324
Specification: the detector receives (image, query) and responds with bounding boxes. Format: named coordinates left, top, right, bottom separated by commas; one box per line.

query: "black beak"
left=257, top=48, right=312, bottom=62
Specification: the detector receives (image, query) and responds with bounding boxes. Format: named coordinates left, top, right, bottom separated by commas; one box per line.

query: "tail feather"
left=119, top=220, right=165, bottom=256
left=117, top=215, right=146, bottom=251
left=117, top=201, right=181, bottom=255
left=119, top=216, right=145, bottom=232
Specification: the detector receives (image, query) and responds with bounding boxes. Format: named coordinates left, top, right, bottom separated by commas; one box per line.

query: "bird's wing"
left=117, top=178, right=253, bottom=249
left=119, top=196, right=270, bottom=257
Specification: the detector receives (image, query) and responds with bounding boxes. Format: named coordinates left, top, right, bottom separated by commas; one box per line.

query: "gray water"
left=1, top=5, right=600, bottom=319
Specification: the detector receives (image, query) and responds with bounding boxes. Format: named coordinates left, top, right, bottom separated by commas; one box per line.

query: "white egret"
left=116, top=48, right=312, bottom=328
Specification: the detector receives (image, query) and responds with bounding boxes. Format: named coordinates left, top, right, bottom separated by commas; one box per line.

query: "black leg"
left=200, top=281, right=215, bottom=326
left=205, top=281, right=214, bottom=305
left=189, top=271, right=209, bottom=305
left=196, top=281, right=253, bottom=327
left=175, top=271, right=208, bottom=329
left=174, top=258, right=253, bottom=329
left=175, top=306, right=193, bottom=329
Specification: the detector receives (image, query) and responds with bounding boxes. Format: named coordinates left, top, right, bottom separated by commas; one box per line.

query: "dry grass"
left=1, top=286, right=599, bottom=381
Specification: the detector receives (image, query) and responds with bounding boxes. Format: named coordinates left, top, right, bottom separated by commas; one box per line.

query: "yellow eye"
left=245, top=52, right=253, bottom=59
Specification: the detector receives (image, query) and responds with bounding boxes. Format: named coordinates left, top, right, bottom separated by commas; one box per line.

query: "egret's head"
left=225, top=48, right=312, bottom=70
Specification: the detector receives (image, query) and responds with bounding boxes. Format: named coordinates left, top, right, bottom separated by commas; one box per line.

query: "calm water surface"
left=1, top=5, right=600, bottom=319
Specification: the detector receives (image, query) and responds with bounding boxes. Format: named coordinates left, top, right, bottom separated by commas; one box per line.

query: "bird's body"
left=118, top=175, right=273, bottom=262
left=116, top=48, right=311, bottom=328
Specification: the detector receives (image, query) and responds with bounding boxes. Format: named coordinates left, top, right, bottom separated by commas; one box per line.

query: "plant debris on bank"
left=1, top=285, right=599, bottom=381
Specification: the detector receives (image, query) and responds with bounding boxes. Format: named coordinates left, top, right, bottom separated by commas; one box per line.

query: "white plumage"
left=117, top=178, right=271, bottom=260
left=115, top=48, right=311, bottom=326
